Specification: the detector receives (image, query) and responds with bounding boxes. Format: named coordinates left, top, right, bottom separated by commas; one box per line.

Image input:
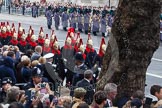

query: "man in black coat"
left=76, top=70, right=94, bottom=105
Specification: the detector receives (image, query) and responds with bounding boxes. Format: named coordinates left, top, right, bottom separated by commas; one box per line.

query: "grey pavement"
left=0, top=13, right=162, bottom=97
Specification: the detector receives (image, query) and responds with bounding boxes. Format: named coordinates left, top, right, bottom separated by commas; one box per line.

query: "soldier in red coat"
left=18, top=33, right=29, bottom=53
left=26, top=26, right=33, bottom=42
left=0, top=26, right=8, bottom=45
left=37, top=27, right=45, bottom=46
left=17, top=23, right=23, bottom=40
left=6, top=22, right=12, bottom=43
left=8, top=33, right=18, bottom=46
left=43, top=39, right=51, bottom=55
left=28, top=35, right=37, bottom=50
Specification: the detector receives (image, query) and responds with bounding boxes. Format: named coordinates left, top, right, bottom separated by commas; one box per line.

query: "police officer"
left=0, top=77, right=12, bottom=103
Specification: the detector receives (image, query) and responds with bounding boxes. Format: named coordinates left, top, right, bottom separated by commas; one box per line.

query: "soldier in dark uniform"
left=0, top=77, right=13, bottom=103
left=8, top=33, right=18, bottom=46
left=45, top=6, right=53, bottom=29
left=92, top=14, right=100, bottom=36
left=28, top=35, right=37, bottom=51
left=85, top=37, right=97, bottom=69
left=84, top=13, right=90, bottom=34
left=70, top=11, right=77, bottom=30
left=101, top=16, right=107, bottom=37
left=78, top=12, right=83, bottom=32
left=18, top=34, right=28, bottom=53
left=54, top=11, right=60, bottom=30
left=61, top=37, right=75, bottom=85
left=62, top=10, right=69, bottom=31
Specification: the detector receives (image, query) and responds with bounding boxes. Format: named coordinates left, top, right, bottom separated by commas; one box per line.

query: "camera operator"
left=24, top=67, right=55, bottom=108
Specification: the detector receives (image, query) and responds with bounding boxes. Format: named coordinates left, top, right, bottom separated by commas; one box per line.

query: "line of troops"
left=0, top=21, right=107, bottom=85
left=45, top=5, right=115, bottom=36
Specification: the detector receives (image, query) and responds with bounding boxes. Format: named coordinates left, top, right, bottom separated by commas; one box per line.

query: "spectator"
left=8, top=102, right=24, bottom=108
left=31, top=60, right=39, bottom=68
left=0, top=56, right=17, bottom=83
left=123, top=90, right=145, bottom=108
left=150, top=85, right=162, bottom=107
left=77, top=103, right=89, bottom=108
left=71, top=87, right=87, bottom=108
left=21, top=56, right=32, bottom=83
left=92, top=91, right=107, bottom=108
left=31, top=46, right=42, bottom=61
left=104, top=83, right=117, bottom=107
left=76, top=70, right=94, bottom=105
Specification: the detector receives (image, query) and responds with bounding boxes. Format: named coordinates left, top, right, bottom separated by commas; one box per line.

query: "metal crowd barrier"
left=1, top=6, right=45, bottom=16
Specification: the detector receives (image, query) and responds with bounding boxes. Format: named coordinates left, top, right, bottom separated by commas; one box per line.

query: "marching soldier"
left=8, top=33, right=18, bottom=46
left=45, top=6, right=53, bottom=29
left=101, top=16, right=107, bottom=37
left=28, top=35, right=37, bottom=50
left=37, top=27, right=45, bottom=46
left=62, top=10, right=69, bottom=31
left=54, top=10, right=60, bottom=30
left=18, top=33, right=28, bottom=53
left=92, top=14, right=100, bottom=36
left=61, top=37, right=75, bottom=85
left=84, top=12, right=90, bottom=34
left=78, top=12, right=83, bottom=32
left=85, top=34, right=97, bottom=68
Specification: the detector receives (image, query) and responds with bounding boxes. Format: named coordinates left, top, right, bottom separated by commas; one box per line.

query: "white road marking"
left=152, top=58, right=162, bottom=62
left=146, top=73, right=162, bottom=79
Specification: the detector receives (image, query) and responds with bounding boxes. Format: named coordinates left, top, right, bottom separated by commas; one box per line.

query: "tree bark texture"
left=97, top=0, right=161, bottom=99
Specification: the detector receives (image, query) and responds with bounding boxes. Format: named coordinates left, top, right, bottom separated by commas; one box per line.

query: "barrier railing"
left=0, top=6, right=45, bottom=16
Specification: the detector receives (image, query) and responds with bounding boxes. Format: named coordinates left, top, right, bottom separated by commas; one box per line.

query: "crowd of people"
left=0, top=7, right=161, bottom=108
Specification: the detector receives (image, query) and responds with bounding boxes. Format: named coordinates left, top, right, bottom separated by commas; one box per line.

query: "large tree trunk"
left=97, top=0, right=161, bottom=100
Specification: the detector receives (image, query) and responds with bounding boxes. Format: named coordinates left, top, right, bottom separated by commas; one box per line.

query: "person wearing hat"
left=24, top=67, right=48, bottom=90
left=85, top=35, right=97, bottom=69
left=54, top=9, right=60, bottom=30
left=18, top=33, right=29, bottom=53
left=84, top=12, right=90, bottom=34
left=101, top=15, right=107, bottom=37
left=93, top=37, right=106, bottom=82
left=0, top=77, right=12, bottom=103
left=8, top=33, right=18, bottom=46
left=76, top=70, right=94, bottom=105
left=92, top=14, right=100, bottom=36
left=43, top=39, right=51, bottom=55
left=62, top=10, right=69, bottom=31
left=26, top=26, right=33, bottom=42
left=37, top=27, right=45, bottom=46
left=6, top=22, right=12, bottom=44
left=0, top=26, right=7, bottom=45
left=18, top=24, right=24, bottom=40
left=71, top=52, right=88, bottom=87
left=61, top=37, right=75, bottom=85
left=45, top=6, right=53, bottom=29
left=28, top=35, right=38, bottom=51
